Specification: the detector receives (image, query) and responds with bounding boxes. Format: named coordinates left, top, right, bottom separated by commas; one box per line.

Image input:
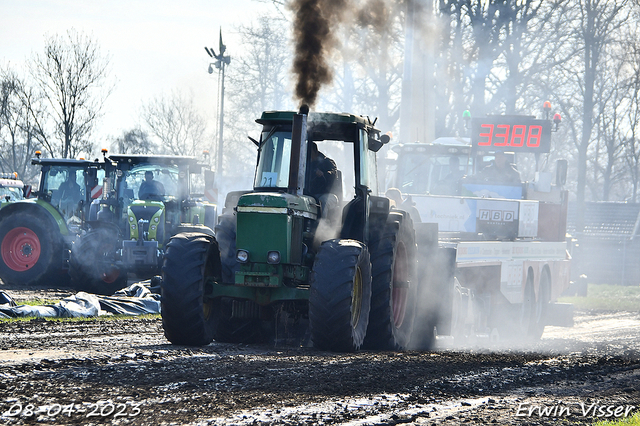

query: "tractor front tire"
left=0, top=213, right=63, bottom=287
left=309, top=239, right=372, bottom=352
left=364, top=211, right=417, bottom=350
left=161, top=232, right=222, bottom=346
left=69, top=228, right=127, bottom=295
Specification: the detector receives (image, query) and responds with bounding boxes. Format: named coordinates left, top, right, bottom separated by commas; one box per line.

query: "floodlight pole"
left=205, top=29, right=231, bottom=179
left=218, top=60, right=227, bottom=177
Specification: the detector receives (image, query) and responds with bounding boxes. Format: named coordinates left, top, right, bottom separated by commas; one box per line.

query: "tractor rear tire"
left=161, top=232, right=222, bottom=346
left=69, top=227, right=127, bottom=295
left=0, top=213, right=63, bottom=287
left=364, top=212, right=417, bottom=350
left=309, top=239, right=372, bottom=352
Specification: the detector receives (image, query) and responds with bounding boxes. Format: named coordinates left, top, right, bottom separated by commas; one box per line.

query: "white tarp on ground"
left=0, top=282, right=161, bottom=319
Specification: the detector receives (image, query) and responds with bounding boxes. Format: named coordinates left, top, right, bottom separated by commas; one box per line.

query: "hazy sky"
left=0, top=0, right=278, bottom=151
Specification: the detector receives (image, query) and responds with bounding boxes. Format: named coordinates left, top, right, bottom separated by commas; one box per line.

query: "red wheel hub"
left=101, top=267, right=120, bottom=284
left=1, top=227, right=41, bottom=272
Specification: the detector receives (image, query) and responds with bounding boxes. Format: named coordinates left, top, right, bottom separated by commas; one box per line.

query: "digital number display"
left=471, top=116, right=551, bottom=153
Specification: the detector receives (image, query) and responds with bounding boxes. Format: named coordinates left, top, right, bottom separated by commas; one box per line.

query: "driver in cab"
left=138, top=171, right=165, bottom=200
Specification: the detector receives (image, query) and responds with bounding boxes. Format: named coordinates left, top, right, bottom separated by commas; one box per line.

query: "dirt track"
left=0, top=286, right=639, bottom=425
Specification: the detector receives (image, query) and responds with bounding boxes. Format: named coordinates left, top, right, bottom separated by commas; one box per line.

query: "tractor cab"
left=0, top=173, right=26, bottom=207
left=69, top=154, right=217, bottom=293
left=106, top=154, right=217, bottom=245
left=31, top=157, right=104, bottom=233
left=249, top=110, right=389, bottom=242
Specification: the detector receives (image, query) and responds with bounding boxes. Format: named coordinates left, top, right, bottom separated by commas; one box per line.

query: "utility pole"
left=205, top=28, right=231, bottom=178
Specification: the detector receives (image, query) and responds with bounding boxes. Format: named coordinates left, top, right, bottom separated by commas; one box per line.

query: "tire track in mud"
left=0, top=310, right=638, bottom=425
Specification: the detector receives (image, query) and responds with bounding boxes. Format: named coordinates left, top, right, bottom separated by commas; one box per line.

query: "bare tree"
left=621, top=23, right=640, bottom=202
left=141, top=91, right=208, bottom=157
left=28, top=29, right=112, bottom=159
left=336, top=0, right=405, bottom=133
left=433, top=0, right=571, bottom=136
left=224, top=17, right=294, bottom=184
left=0, top=67, right=41, bottom=182
left=111, top=128, right=155, bottom=155
left=563, top=0, right=629, bottom=230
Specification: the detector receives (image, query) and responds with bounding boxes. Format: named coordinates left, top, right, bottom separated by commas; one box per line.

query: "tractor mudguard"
left=0, top=200, right=69, bottom=236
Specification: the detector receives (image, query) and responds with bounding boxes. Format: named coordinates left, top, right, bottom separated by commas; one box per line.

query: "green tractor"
left=0, top=156, right=104, bottom=287
left=161, top=108, right=418, bottom=352
left=69, top=154, right=218, bottom=294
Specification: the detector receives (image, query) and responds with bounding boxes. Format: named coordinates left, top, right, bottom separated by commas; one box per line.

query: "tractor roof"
left=394, top=141, right=471, bottom=155
left=0, top=178, right=24, bottom=188
left=257, top=111, right=381, bottom=142
left=258, top=111, right=370, bottom=124
left=31, top=158, right=97, bottom=167
left=108, top=154, right=203, bottom=167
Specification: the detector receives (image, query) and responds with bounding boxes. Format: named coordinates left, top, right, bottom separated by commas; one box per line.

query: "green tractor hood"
left=235, top=191, right=317, bottom=269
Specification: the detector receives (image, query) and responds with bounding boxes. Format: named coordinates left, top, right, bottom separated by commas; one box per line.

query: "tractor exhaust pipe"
left=288, top=105, right=309, bottom=196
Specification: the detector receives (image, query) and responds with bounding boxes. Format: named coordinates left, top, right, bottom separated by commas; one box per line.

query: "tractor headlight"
left=236, top=249, right=249, bottom=263
left=267, top=251, right=281, bottom=264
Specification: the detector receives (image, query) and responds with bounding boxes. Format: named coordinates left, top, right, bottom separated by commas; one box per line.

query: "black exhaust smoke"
left=290, top=0, right=398, bottom=109
left=291, top=0, right=348, bottom=108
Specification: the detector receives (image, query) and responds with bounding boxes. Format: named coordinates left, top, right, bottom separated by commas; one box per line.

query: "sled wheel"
left=364, top=212, right=417, bottom=350
left=161, top=232, right=222, bottom=346
left=69, top=227, right=127, bottom=295
left=309, top=239, right=372, bottom=352
left=0, top=213, right=61, bottom=286
left=520, top=270, right=536, bottom=338
left=530, top=268, right=550, bottom=340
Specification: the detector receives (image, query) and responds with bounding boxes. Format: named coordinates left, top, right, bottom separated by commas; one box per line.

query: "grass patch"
left=0, top=313, right=161, bottom=323
left=18, top=298, right=61, bottom=306
left=559, top=283, right=640, bottom=312
left=595, top=412, right=640, bottom=426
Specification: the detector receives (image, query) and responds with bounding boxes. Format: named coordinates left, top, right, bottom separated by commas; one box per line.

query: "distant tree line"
left=222, top=0, right=640, bottom=233
left=5, top=1, right=640, bottom=223
left=0, top=29, right=111, bottom=182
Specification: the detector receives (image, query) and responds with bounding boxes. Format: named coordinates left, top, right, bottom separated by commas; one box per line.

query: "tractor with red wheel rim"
left=0, top=155, right=104, bottom=287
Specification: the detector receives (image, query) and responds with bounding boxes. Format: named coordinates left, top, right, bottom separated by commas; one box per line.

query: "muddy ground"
left=0, top=285, right=639, bottom=426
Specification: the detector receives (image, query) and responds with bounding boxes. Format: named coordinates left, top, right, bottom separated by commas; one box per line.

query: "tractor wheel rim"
left=352, top=266, right=363, bottom=327
left=203, top=301, right=211, bottom=320
left=1, top=227, right=41, bottom=272
left=101, top=267, right=120, bottom=284
left=392, top=243, right=408, bottom=328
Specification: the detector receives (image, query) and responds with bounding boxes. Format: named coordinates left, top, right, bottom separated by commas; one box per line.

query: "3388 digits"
left=4, top=401, right=141, bottom=418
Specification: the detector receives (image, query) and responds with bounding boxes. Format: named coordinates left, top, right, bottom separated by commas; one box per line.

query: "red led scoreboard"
left=471, top=116, right=552, bottom=153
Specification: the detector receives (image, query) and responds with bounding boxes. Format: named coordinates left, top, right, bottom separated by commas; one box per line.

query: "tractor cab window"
left=254, top=131, right=292, bottom=189
left=311, top=140, right=355, bottom=202
left=0, top=186, right=23, bottom=202
left=44, top=166, right=86, bottom=218
left=359, top=129, right=378, bottom=195
left=120, top=164, right=179, bottom=203
left=398, top=153, right=471, bottom=195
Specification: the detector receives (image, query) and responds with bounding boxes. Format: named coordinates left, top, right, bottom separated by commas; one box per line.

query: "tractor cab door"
left=43, top=165, right=87, bottom=222
left=341, top=127, right=376, bottom=242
